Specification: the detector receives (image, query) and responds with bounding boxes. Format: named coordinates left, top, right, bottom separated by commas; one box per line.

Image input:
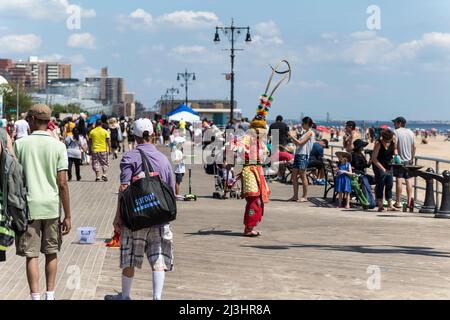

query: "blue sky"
left=1, top=0, right=450, bottom=121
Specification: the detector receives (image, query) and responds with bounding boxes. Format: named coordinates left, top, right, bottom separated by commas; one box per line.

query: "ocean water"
left=314, top=121, right=450, bottom=133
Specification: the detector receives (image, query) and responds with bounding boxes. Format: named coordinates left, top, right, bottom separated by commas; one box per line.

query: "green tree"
left=50, top=103, right=89, bottom=117
left=2, top=83, right=33, bottom=120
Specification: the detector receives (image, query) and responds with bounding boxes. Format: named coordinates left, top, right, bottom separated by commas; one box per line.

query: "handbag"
left=120, top=148, right=177, bottom=231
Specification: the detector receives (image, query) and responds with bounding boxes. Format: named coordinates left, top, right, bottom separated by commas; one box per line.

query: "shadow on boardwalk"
left=185, top=228, right=243, bottom=237
left=242, top=243, right=450, bottom=258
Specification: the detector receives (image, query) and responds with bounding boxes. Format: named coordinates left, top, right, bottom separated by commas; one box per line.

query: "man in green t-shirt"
left=14, top=104, right=71, bottom=300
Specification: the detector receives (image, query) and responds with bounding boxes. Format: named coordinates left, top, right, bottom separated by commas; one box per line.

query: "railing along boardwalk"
left=326, top=143, right=450, bottom=205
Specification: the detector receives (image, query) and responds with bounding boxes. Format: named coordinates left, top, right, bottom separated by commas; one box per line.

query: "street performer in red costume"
left=240, top=60, right=291, bottom=237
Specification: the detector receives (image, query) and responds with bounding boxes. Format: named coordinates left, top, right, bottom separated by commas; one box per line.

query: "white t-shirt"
left=295, top=130, right=316, bottom=156
left=172, top=149, right=186, bottom=174
left=395, top=127, right=416, bottom=163
left=15, top=119, right=30, bottom=139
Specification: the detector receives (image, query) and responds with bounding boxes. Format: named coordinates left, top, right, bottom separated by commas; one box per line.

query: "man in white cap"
left=106, top=118, right=175, bottom=300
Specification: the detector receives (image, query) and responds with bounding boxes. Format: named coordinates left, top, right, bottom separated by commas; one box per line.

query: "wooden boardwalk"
left=1, top=145, right=450, bottom=300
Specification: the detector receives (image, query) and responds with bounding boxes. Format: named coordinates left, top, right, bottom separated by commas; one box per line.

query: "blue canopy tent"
left=167, top=104, right=200, bottom=123
left=87, top=114, right=102, bottom=125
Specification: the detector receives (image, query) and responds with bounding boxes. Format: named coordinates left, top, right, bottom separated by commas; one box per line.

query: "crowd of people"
left=211, top=114, right=417, bottom=213
left=0, top=106, right=184, bottom=301
left=0, top=102, right=429, bottom=301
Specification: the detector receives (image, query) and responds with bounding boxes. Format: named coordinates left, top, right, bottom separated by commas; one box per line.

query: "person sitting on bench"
left=351, top=139, right=375, bottom=185
left=308, top=139, right=329, bottom=185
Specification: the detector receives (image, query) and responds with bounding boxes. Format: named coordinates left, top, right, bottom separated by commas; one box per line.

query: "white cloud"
left=252, top=21, right=283, bottom=45
left=350, top=31, right=378, bottom=40
left=118, top=8, right=153, bottom=32
left=39, top=53, right=64, bottom=62
left=118, top=9, right=218, bottom=32
left=171, top=45, right=207, bottom=55
left=342, top=34, right=393, bottom=65
left=67, top=33, right=96, bottom=49
left=158, top=11, right=219, bottom=29
left=0, top=34, right=42, bottom=53
left=422, top=32, right=450, bottom=48
left=302, top=31, right=450, bottom=71
left=0, top=0, right=96, bottom=21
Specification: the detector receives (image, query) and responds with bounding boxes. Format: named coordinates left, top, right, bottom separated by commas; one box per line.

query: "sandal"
left=387, top=207, right=400, bottom=212
left=393, top=203, right=402, bottom=209
left=244, top=231, right=262, bottom=237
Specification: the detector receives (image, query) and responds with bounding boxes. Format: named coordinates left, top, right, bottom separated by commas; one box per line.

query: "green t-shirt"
left=14, top=131, right=68, bottom=220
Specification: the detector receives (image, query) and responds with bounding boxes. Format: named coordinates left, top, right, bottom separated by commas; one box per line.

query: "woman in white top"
left=288, top=117, right=316, bottom=202
left=65, top=128, right=84, bottom=181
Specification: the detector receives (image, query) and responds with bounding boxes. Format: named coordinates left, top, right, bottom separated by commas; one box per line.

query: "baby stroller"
left=349, top=174, right=376, bottom=210
left=213, top=163, right=242, bottom=199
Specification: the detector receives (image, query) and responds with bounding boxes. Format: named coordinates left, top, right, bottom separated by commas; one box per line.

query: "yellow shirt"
left=89, top=126, right=110, bottom=153
left=65, top=122, right=75, bottom=137
left=179, top=120, right=186, bottom=129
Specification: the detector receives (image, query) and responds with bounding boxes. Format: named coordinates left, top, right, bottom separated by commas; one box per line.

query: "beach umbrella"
left=380, top=125, right=390, bottom=130
left=316, top=125, right=331, bottom=133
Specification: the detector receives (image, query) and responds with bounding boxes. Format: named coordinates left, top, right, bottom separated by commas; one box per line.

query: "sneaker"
left=102, top=176, right=108, bottom=182
left=104, top=293, right=131, bottom=301
left=95, top=177, right=101, bottom=182
left=316, top=179, right=326, bottom=185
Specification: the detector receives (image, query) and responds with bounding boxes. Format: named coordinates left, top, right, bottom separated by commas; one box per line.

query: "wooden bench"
left=284, top=164, right=317, bottom=185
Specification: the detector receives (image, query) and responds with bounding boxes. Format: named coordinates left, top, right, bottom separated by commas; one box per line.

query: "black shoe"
left=102, top=176, right=108, bottom=182
left=77, top=177, right=81, bottom=181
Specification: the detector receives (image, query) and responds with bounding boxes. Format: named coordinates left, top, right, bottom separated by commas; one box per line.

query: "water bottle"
left=394, top=155, right=402, bottom=165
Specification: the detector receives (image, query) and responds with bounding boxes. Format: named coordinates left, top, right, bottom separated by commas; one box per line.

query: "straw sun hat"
left=335, top=151, right=352, bottom=162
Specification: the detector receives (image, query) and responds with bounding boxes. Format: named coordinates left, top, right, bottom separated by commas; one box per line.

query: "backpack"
left=110, top=128, right=119, bottom=141
left=126, top=123, right=133, bottom=137
left=120, top=149, right=177, bottom=231
left=0, top=130, right=29, bottom=234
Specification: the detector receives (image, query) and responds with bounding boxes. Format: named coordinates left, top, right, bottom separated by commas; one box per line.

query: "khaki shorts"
left=16, top=218, right=62, bottom=258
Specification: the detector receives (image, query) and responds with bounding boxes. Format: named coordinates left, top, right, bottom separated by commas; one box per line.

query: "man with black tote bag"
left=106, top=118, right=176, bottom=300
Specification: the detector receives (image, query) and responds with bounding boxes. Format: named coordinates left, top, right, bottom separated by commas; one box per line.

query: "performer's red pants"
left=244, top=196, right=264, bottom=228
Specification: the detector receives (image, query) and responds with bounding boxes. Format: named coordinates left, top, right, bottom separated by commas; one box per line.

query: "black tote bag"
left=120, top=149, right=177, bottom=231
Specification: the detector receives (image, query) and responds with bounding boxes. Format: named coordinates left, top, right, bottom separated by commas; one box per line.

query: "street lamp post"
left=16, top=80, right=20, bottom=121
left=177, top=69, right=196, bottom=106
left=160, top=94, right=170, bottom=115
left=166, top=87, right=180, bottom=113
left=214, top=18, right=252, bottom=123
